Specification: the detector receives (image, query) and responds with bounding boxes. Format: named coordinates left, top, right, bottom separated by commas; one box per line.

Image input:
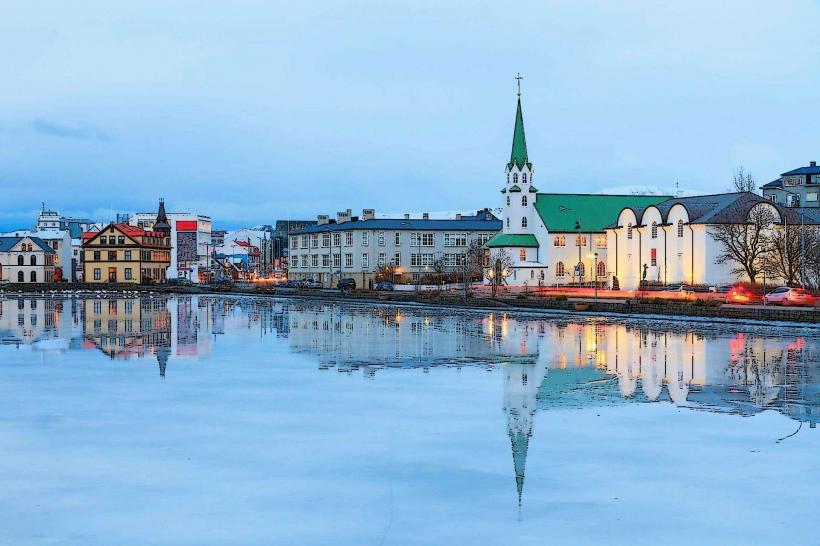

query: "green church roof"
left=533, top=194, right=671, bottom=233
left=507, top=98, right=530, bottom=170
left=508, top=185, right=521, bottom=192
left=484, top=233, right=539, bottom=248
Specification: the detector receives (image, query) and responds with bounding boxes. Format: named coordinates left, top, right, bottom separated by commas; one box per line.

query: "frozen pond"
left=1, top=294, right=818, bottom=545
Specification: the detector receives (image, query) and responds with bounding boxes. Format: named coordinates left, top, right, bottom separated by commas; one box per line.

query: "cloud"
left=31, top=119, right=112, bottom=142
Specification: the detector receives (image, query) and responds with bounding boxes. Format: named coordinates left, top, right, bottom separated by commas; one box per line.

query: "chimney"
left=336, top=210, right=352, bottom=223
left=422, top=212, right=429, bottom=220
left=811, top=161, right=817, bottom=167
left=404, top=213, right=410, bottom=220
left=317, top=214, right=330, bottom=225
left=455, top=213, right=462, bottom=220
left=362, top=208, right=375, bottom=221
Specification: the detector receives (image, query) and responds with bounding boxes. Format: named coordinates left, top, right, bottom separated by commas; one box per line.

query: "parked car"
left=337, top=278, right=356, bottom=290
left=725, top=283, right=764, bottom=305
left=304, top=279, right=323, bottom=289
left=283, top=279, right=303, bottom=288
left=710, top=284, right=732, bottom=294
left=664, top=284, right=692, bottom=293
left=375, top=281, right=394, bottom=291
left=764, top=287, right=816, bottom=307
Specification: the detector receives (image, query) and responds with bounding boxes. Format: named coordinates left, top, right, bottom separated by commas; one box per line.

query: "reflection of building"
left=82, top=297, right=172, bottom=375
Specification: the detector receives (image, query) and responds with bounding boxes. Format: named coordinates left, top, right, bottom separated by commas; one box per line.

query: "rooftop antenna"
left=675, top=180, right=681, bottom=197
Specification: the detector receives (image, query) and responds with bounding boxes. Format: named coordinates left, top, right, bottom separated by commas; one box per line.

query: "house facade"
left=288, top=209, right=500, bottom=288
left=604, top=192, right=818, bottom=290
left=82, top=201, right=172, bottom=284
left=129, top=208, right=212, bottom=282
left=0, top=236, right=56, bottom=283
left=761, top=161, right=820, bottom=208
left=484, top=93, right=669, bottom=287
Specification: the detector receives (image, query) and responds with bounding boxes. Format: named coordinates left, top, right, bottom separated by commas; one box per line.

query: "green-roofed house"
left=485, top=92, right=670, bottom=286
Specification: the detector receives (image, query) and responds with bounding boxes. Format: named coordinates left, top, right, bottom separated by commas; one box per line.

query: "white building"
left=129, top=209, right=212, bottom=282
left=287, top=209, right=500, bottom=288
left=605, top=192, right=819, bottom=289
left=484, top=92, right=669, bottom=287
left=0, top=236, right=56, bottom=283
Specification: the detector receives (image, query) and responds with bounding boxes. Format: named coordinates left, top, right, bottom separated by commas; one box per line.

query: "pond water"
left=1, top=295, right=818, bottom=545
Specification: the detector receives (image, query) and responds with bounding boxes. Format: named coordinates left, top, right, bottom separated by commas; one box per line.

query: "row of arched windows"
left=12, top=271, right=37, bottom=282
left=627, top=220, right=686, bottom=239
left=508, top=173, right=531, bottom=184
left=17, top=255, right=37, bottom=266
left=554, top=261, right=606, bottom=278
left=506, top=196, right=529, bottom=207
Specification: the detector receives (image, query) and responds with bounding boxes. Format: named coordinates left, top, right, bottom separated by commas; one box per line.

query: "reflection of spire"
left=510, top=429, right=529, bottom=507
left=157, top=347, right=170, bottom=377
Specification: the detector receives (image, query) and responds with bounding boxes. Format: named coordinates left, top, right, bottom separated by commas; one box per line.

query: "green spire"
left=508, top=98, right=529, bottom=170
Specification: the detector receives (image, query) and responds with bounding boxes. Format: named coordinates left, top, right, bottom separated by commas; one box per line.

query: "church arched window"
left=522, top=173, right=527, bottom=184
left=506, top=218, right=510, bottom=228
left=677, top=220, right=684, bottom=238
left=30, top=271, right=37, bottom=283
left=17, top=255, right=24, bottom=266
left=506, top=196, right=510, bottom=206
left=30, top=255, right=37, bottom=266
left=651, top=222, right=658, bottom=239
left=597, top=261, right=606, bottom=278
left=521, top=217, right=528, bottom=228
left=556, top=262, right=565, bottom=277
left=627, top=223, right=633, bottom=240
left=512, top=173, right=518, bottom=184
left=519, top=249, right=526, bottom=261
left=521, top=196, right=527, bottom=207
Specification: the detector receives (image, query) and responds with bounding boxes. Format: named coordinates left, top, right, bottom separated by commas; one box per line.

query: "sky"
left=1, top=1, right=819, bottom=230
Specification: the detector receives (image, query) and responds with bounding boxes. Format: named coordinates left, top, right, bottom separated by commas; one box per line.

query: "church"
left=484, top=89, right=668, bottom=287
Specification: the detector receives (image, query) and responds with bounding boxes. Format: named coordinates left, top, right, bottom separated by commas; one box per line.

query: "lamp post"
left=587, top=252, right=598, bottom=304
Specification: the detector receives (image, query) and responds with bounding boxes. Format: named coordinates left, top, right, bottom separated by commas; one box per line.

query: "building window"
left=421, top=253, right=433, bottom=266
left=361, top=232, right=369, bottom=246
left=394, top=232, right=400, bottom=246
left=322, top=233, right=330, bottom=247
left=378, top=232, right=385, bottom=246
left=807, top=192, right=818, bottom=202
left=108, top=251, right=116, bottom=261
left=333, top=254, right=341, bottom=268
left=553, top=235, right=565, bottom=247
left=362, top=253, right=369, bottom=268
left=575, top=235, right=586, bottom=246
left=30, top=255, right=37, bottom=266
left=767, top=194, right=777, bottom=203
left=333, top=233, right=341, bottom=247
left=17, top=255, right=23, bottom=266
left=513, top=173, right=518, bottom=184
left=344, top=232, right=353, bottom=246
left=124, top=250, right=132, bottom=260
left=291, top=238, right=297, bottom=249
left=521, top=217, right=528, bottom=228
left=597, top=261, right=605, bottom=277
left=125, top=268, right=133, bottom=280
left=519, top=249, right=526, bottom=261
left=93, top=268, right=101, bottom=280
left=506, top=218, right=510, bottom=228
left=17, top=271, right=24, bottom=282
left=118, top=236, right=125, bottom=245
left=651, top=222, right=658, bottom=239
left=522, top=173, right=527, bottom=184
left=650, top=248, right=657, bottom=266
left=311, top=234, right=319, bottom=248
left=344, top=253, right=353, bottom=267
left=575, top=262, right=585, bottom=278
left=411, top=233, right=435, bottom=247
left=300, top=236, right=308, bottom=249
left=393, top=252, right=401, bottom=266
left=411, top=253, right=421, bottom=267
left=312, top=254, right=319, bottom=267
left=596, top=236, right=607, bottom=248
left=522, top=196, right=527, bottom=206
left=506, top=196, right=510, bottom=206
left=556, top=262, right=565, bottom=277
left=677, top=220, right=684, bottom=238
left=444, top=233, right=467, bottom=247
left=627, top=223, right=633, bottom=239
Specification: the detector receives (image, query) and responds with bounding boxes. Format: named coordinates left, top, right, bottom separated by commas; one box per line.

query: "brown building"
left=82, top=201, right=172, bottom=284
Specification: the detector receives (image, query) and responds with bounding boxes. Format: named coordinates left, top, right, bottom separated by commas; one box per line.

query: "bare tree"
left=732, top=166, right=757, bottom=193
left=431, top=256, right=447, bottom=292
left=762, top=224, right=803, bottom=286
left=487, top=249, right=514, bottom=298
left=459, top=239, right=485, bottom=298
left=710, top=206, right=773, bottom=283
left=802, top=227, right=820, bottom=290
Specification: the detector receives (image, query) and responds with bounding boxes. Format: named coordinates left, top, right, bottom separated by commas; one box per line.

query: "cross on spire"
left=515, top=73, right=523, bottom=97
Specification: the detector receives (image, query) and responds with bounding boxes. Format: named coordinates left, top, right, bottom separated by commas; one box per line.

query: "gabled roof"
left=782, top=165, right=820, bottom=176
left=534, top=194, right=670, bottom=233
left=0, top=236, right=56, bottom=253
left=484, top=233, right=539, bottom=248
left=508, top=185, right=522, bottom=193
